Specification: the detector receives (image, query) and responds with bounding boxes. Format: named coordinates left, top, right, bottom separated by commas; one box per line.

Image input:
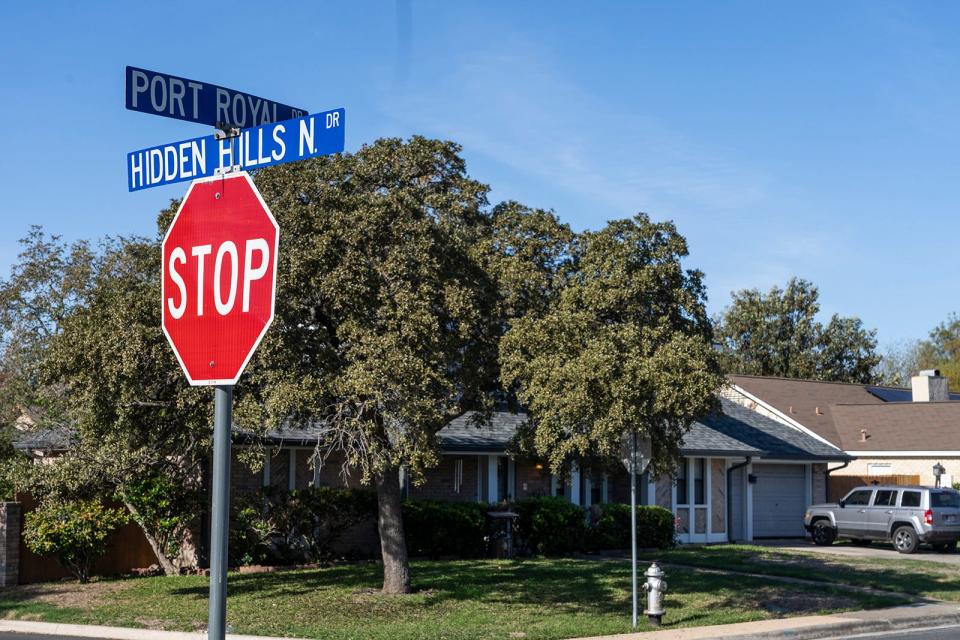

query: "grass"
left=0, top=557, right=905, bottom=640
left=642, top=543, right=960, bottom=602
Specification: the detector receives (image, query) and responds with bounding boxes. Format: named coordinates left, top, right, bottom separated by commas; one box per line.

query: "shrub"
left=274, top=487, right=377, bottom=562
left=402, top=500, right=488, bottom=558
left=24, top=499, right=129, bottom=583
left=120, top=474, right=202, bottom=570
left=229, top=494, right=274, bottom=567
left=230, top=487, right=377, bottom=566
left=511, top=496, right=588, bottom=555
left=589, top=503, right=675, bottom=550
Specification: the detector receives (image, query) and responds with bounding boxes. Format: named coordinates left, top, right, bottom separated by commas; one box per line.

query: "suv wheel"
left=811, top=520, right=835, bottom=546
left=933, top=541, right=957, bottom=553
left=893, top=526, right=919, bottom=554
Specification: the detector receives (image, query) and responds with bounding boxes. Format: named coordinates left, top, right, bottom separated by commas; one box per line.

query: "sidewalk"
left=574, top=602, right=960, bottom=640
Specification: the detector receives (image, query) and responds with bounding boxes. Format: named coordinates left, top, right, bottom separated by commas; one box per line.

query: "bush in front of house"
left=589, top=503, right=675, bottom=550
left=511, top=496, right=588, bottom=555
left=23, top=499, right=129, bottom=583
left=402, top=499, right=489, bottom=558
left=230, top=487, right=378, bottom=566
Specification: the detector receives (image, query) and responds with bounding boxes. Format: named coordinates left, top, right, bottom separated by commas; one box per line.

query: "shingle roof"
left=831, top=402, right=960, bottom=451
left=433, top=398, right=845, bottom=461
left=13, top=426, right=73, bottom=452
left=728, top=374, right=886, bottom=446
left=701, top=399, right=847, bottom=460
left=439, top=411, right=527, bottom=452
left=728, top=374, right=960, bottom=452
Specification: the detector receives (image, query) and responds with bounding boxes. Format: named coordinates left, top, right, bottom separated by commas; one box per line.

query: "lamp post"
left=933, top=462, right=946, bottom=488
left=621, top=432, right=652, bottom=628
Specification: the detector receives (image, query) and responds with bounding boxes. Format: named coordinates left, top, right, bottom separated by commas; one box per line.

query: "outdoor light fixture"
left=933, top=462, right=946, bottom=488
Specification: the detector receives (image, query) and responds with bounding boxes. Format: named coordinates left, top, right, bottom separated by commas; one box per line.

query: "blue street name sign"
left=125, top=66, right=307, bottom=128
left=127, top=108, right=345, bottom=192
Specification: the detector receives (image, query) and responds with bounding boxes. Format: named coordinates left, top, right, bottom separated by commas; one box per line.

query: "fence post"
left=0, top=502, right=21, bottom=587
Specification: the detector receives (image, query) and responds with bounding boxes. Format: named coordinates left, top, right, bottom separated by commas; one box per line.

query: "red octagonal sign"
left=162, top=172, right=279, bottom=386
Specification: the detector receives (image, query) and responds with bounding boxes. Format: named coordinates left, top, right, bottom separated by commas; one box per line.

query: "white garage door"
left=752, top=464, right=807, bottom=538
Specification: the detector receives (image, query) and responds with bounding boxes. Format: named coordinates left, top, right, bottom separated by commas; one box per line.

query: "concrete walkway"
left=574, top=602, right=960, bottom=640
left=0, top=621, right=293, bottom=640
left=755, top=539, right=960, bottom=565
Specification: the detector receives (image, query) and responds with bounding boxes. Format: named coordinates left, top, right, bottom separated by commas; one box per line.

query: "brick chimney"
left=911, top=369, right=950, bottom=402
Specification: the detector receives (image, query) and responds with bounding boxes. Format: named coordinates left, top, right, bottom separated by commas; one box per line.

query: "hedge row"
left=230, top=489, right=675, bottom=564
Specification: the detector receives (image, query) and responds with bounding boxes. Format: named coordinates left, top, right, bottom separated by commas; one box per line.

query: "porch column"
left=570, top=464, right=581, bottom=505
left=487, top=454, right=499, bottom=503
left=583, top=473, right=592, bottom=509
left=507, top=458, right=516, bottom=500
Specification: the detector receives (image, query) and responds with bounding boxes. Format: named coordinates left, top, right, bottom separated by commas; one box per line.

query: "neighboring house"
left=726, top=371, right=960, bottom=488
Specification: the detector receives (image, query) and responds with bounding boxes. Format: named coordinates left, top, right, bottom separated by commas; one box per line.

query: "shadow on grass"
left=645, top=545, right=960, bottom=601
left=160, top=556, right=900, bottom=622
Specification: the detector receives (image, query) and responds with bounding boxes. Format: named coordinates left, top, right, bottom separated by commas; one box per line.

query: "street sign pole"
left=208, top=384, right=233, bottom=640
left=630, top=430, right=638, bottom=629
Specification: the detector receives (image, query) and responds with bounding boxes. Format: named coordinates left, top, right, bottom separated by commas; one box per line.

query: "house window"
left=694, top=458, right=706, bottom=505
left=676, top=460, right=689, bottom=505
left=453, top=458, right=464, bottom=494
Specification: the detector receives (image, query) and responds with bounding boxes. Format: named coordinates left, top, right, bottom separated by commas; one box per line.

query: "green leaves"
left=23, top=498, right=128, bottom=583
left=714, top=277, right=880, bottom=383
left=501, top=214, right=723, bottom=476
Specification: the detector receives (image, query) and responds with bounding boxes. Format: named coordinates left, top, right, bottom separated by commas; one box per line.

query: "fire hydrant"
left=641, top=561, right=668, bottom=626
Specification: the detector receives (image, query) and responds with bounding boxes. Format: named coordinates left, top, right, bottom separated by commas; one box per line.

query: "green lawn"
left=0, top=557, right=903, bottom=639
left=643, top=544, right=960, bottom=602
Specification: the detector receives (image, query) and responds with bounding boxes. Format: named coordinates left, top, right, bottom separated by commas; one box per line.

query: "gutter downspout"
left=727, top=456, right=752, bottom=543
left=825, top=460, right=851, bottom=503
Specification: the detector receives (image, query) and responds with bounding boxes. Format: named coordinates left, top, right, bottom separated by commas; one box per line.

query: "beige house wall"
left=839, top=457, right=960, bottom=487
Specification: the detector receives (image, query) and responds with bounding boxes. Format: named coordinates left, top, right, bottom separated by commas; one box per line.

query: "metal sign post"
left=208, top=385, right=233, bottom=640
left=630, top=431, right=638, bottom=628
left=621, top=431, right=652, bottom=629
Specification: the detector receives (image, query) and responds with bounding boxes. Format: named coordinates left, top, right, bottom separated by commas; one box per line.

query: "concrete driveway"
left=756, top=538, right=960, bottom=565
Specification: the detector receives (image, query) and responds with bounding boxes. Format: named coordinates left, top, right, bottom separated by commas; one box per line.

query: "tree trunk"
left=119, top=495, right=179, bottom=576
left=374, top=467, right=411, bottom=594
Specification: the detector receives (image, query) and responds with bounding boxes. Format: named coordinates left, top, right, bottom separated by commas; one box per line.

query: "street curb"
left=0, top=620, right=298, bottom=640
left=572, top=603, right=960, bottom=640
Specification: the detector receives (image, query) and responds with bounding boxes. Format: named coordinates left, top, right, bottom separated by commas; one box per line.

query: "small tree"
left=24, top=499, right=128, bottom=583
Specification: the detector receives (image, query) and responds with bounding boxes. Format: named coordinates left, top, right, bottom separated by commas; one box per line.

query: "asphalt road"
left=825, top=624, right=960, bottom=639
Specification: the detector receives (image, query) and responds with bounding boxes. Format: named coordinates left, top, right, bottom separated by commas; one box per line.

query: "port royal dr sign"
left=126, top=108, right=344, bottom=191
left=125, top=66, right=306, bottom=128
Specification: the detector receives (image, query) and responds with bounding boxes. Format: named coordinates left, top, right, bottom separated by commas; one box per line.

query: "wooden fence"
left=828, top=475, right=921, bottom=503
left=16, top=493, right=158, bottom=584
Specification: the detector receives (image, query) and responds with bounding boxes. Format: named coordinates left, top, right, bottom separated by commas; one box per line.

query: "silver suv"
left=803, top=485, right=960, bottom=554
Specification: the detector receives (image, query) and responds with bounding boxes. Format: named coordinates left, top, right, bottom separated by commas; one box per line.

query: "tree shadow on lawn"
left=162, top=558, right=886, bottom=623
left=655, top=546, right=960, bottom=601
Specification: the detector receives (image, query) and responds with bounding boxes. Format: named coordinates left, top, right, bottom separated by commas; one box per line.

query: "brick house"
left=243, top=397, right=847, bottom=543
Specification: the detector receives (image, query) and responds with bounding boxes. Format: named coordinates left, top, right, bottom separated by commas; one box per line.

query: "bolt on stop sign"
left=162, top=172, right=278, bottom=385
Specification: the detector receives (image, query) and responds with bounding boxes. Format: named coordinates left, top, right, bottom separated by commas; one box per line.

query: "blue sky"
left=1, top=1, right=958, bottom=347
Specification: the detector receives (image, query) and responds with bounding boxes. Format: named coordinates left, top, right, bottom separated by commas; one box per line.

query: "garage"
left=752, top=463, right=808, bottom=538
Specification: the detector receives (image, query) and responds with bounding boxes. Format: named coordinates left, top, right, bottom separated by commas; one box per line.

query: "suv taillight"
left=925, top=509, right=935, bottom=525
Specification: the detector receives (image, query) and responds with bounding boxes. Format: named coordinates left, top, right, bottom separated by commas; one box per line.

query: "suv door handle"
left=885, top=510, right=893, bottom=514
left=858, top=509, right=867, bottom=513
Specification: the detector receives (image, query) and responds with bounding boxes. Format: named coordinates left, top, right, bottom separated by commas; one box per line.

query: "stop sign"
left=162, top=172, right=279, bottom=386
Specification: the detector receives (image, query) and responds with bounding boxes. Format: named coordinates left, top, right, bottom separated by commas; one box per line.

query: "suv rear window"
left=874, top=490, right=898, bottom=506
left=931, top=491, right=960, bottom=508
left=901, top=491, right=922, bottom=507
